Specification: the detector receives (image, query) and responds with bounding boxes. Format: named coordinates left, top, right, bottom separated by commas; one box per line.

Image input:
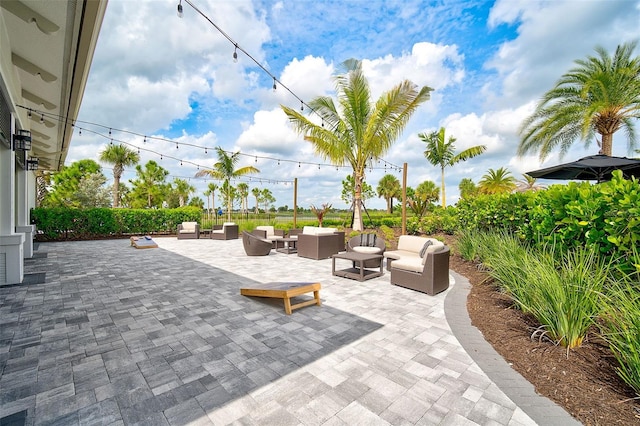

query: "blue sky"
left=70, top=0, right=640, bottom=210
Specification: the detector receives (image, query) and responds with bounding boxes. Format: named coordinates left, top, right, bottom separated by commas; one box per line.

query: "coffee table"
left=332, top=252, right=384, bottom=281
left=240, top=281, right=321, bottom=314
left=275, top=237, right=297, bottom=254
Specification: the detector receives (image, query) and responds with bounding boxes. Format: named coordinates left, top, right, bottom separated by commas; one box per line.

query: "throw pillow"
left=419, top=240, right=433, bottom=258
left=360, top=234, right=377, bottom=247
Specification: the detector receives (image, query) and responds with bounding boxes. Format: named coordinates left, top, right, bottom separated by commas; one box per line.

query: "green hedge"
left=32, top=206, right=202, bottom=240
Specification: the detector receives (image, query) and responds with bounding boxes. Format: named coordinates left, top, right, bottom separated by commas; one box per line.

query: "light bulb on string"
left=255, top=156, right=257, bottom=163
left=180, top=160, right=183, bottom=166
left=143, top=136, right=146, bottom=144
left=298, top=162, right=301, bottom=168
left=176, top=142, right=179, bottom=149
left=40, top=114, right=44, bottom=124
left=272, top=77, right=277, bottom=92
left=177, top=0, right=183, bottom=18
left=277, top=160, right=280, bottom=166
left=137, top=147, right=140, bottom=154
left=109, top=128, right=112, bottom=136
left=233, top=44, right=238, bottom=63
left=79, top=129, right=82, bottom=136
left=160, top=154, right=163, bottom=160
left=28, top=110, right=32, bottom=118
left=300, top=101, right=304, bottom=112
left=204, top=147, right=208, bottom=154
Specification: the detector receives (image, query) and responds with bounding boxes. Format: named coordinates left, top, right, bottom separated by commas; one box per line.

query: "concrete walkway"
left=0, top=238, right=580, bottom=425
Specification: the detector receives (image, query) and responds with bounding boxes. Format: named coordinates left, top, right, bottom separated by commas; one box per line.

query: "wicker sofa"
left=296, top=226, right=345, bottom=260
left=383, top=235, right=450, bottom=295
left=177, top=222, right=200, bottom=239
left=211, top=222, right=239, bottom=240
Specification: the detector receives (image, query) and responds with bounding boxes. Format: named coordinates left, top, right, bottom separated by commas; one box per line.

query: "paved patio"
left=0, top=237, right=580, bottom=425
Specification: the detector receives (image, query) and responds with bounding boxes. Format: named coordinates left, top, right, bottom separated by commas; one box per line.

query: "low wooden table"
left=240, top=282, right=321, bottom=314
left=332, top=252, right=384, bottom=281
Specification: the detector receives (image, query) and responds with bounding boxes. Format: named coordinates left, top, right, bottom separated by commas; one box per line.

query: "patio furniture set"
left=177, top=221, right=239, bottom=240
left=177, top=222, right=451, bottom=313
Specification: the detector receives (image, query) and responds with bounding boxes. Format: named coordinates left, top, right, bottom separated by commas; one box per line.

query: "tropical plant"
left=195, top=147, right=259, bottom=221
left=172, top=178, right=195, bottom=207
left=310, top=203, right=332, bottom=227
left=341, top=175, right=374, bottom=206
left=406, top=180, right=439, bottom=219
left=129, top=160, right=170, bottom=208
left=42, top=159, right=104, bottom=208
left=518, top=41, right=640, bottom=159
left=261, top=188, right=275, bottom=212
left=478, top=167, right=517, bottom=194
left=75, top=172, right=112, bottom=208
left=419, top=127, right=486, bottom=207
left=515, top=174, right=544, bottom=192
left=99, top=144, right=140, bottom=208
left=203, top=182, right=217, bottom=216
left=237, top=182, right=249, bottom=213
left=282, top=58, right=432, bottom=231
left=377, top=174, right=401, bottom=214
left=458, top=178, right=479, bottom=200
left=251, top=187, right=261, bottom=214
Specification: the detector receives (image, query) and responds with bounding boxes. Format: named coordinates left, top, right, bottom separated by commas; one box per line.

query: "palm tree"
left=515, top=174, right=544, bottom=192
left=172, top=178, right=194, bottom=207
left=282, top=59, right=432, bottom=231
left=99, top=144, right=140, bottom=208
left=377, top=174, right=401, bottom=214
left=458, top=178, right=478, bottom=200
left=236, top=182, right=249, bottom=214
left=478, top=167, right=517, bottom=194
left=407, top=180, right=439, bottom=218
left=419, top=127, right=486, bottom=207
left=195, top=147, right=259, bottom=221
left=519, top=41, right=640, bottom=159
left=129, top=160, right=169, bottom=208
left=203, top=182, right=217, bottom=219
left=261, top=188, right=275, bottom=213
left=251, top=187, right=261, bottom=214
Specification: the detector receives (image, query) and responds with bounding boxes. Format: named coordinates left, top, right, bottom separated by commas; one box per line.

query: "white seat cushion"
left=391, top=258, right=424, bottom=273
left=181, top=222, right=197, bottom=232
left=353, top=246, right=382, bottom=254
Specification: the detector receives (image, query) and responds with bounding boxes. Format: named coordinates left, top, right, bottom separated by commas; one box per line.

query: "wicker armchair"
left=296, top=227, right=345, bottom=260
left=177, top=222, right=200, bottom=239
left=347, top=234, right=385, bottom=268
left=242, top=231, right=272, bottom=256
left=252, top=226, right=285, bottom=248
left=390, top=245, right=450, bottom=295
left=211, top=222, right=239, bottom=240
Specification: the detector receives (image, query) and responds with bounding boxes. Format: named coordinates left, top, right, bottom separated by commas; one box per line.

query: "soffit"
left=0, top=0, right=107, bottom=171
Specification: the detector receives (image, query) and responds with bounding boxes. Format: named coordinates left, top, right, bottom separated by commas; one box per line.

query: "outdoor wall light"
left=13, top=129, right=32, bottom=151
left=26, top=157, right=39, bottom=171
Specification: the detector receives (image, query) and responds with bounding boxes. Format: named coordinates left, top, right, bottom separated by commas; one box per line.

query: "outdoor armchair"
left=211, top=222, right=239, bottom=240
left=177, top=222, right=200, bottom=239
left=347, top=234, right=385, bottom=268
left=389, top=244, right=450, bottom=296
left=242, top=231, right=273, bottom=256
left=252, top=226, right=285, bottom=248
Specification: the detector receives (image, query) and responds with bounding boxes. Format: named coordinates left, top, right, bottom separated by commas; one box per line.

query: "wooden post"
left=293, top=177, right=298, bottom=228
left=402, top=163, right=407, bottom=236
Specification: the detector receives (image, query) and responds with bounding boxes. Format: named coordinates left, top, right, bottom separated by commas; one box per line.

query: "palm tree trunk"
left=386, top=197, right=392, bottom=214
left=601, top=133, right=613, bottom=156
left=113, top=177, right=120, bottom=208
left=441, top=166, right=446, bottom=208
left=353, top=173, right=364, bottom=231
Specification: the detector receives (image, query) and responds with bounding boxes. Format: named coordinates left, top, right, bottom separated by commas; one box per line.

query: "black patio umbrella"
left=526, top=154, right=640, bottom=183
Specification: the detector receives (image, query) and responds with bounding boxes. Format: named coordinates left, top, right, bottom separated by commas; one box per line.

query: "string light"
left=233, top=44, right=238, bottom=63
left=27, top=110, right=32, bottom=118
left=272, top=77, right=277, bottom=92
left=40, top=114, right=44, bottom=124
left=177, top=0, right=183, bottom=18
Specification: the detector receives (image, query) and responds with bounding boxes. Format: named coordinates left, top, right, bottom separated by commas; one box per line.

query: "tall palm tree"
left=377, top=174, right=401, bottom=214
left=251, top=187, right=261, bottom=214
left=172, top=178, right=194, bottom=207
left=99, top=144, right=140, bottom=208
left=282, top=59, right=432, bottom=231
left=203, top=182, right=218, bottom=218
left=519, top=41, right=640, bottom=159
left=478, top=167, right=517, bottom=194
left=195, top=147, right=259, bottom=221
left=236, top=182, right=249, bottom=214
left=419, top=127, right=486, bottom=207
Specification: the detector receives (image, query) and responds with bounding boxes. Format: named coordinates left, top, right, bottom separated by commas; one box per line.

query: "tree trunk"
left=441, top=166, right=446, bottom=208
left=601, top=132, right=613, bottom=156
left=113, top=177, right=120, bottom=208
left=386, top=197, right=391, bottom=214
left=353, top=172, right=364, bottom=231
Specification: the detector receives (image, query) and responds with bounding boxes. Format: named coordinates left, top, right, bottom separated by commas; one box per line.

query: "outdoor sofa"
left=383, top=235, right=450, bottom=295
left=211, top=222, right=239, bottom=240
left=295, top=226, right=345, bottom=260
